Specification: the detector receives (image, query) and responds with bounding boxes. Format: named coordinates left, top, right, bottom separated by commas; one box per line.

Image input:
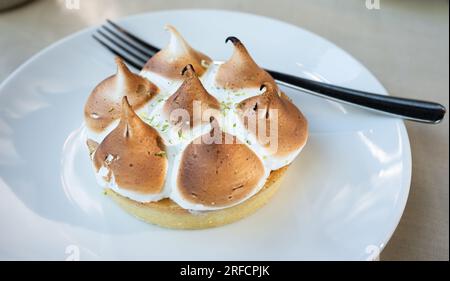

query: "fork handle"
left=267, top=69, right=446, bottom=124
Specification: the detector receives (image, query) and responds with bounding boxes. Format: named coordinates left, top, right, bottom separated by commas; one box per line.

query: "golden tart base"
left=105, top=166, right=288, bottom=229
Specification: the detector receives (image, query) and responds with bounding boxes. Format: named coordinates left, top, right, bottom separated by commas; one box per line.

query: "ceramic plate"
left=0, top=10, right=411, bottom=260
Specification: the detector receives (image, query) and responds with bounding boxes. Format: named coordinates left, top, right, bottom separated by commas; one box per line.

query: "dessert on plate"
left=84, top=25, right=308, bottom=229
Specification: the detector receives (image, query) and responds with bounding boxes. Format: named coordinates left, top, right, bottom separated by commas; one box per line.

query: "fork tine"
left=96, top=29, right=149, bottom=63
left=93, top=34, right=145, bottom=70
left=106, top=19, right=161, bottom=54
left=101, top=25, right=155, bottom=58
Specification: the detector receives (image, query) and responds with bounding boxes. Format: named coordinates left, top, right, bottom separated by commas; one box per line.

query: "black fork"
left=93, top=19, right=446, bottom=124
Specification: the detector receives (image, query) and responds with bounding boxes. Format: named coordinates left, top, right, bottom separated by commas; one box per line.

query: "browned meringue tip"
left=120, top=96, right=133, bottom=122
left=115, top=56, right=126, bottom=68
left=165, top=25, right=182, bottom=38
left=225, top=36, right=252, bottom=59
left=215, top=36, right=276, bottom=90
left=163, top=64, right=220, bottom=127
left=225, top=36, right=254, bottom=56
left=205, top=117, right=223, bottom=139
left=164, top=24, right=178, bottom=33
left=181, top=64, right=195, bottom=77
left=260, top=81, right=273, bottom=92
left=143, top=25, right=212, bottom=79
left=259, top=82, right=281, bottom=98
left=225, top=36, right=241, bottom=45
left=164, top=24, right=175, bottom=32
left=165, top=25, right=191, bottom=51
left=84, top=57, right=158, bottom=133
left=115, top=57, right=131, bottom=75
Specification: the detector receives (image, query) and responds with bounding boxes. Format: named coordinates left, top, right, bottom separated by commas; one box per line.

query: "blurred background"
left=0, top=0, right=448, bottom=260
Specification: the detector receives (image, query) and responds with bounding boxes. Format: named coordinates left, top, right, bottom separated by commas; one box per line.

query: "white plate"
left=0, top=10, right=411, bottom=261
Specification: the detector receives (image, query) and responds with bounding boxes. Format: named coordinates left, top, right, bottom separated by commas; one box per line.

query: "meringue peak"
left=143, top=26, right=212, bottom=79
left=166, top=25, right=193, bottom=55
left=237, top=83, right=308, bottom=157
left=163, top=64, right=220, bottom=128
left=120, top=96, right=139, bottom=138
left=181, top=63, right=196, bottom=77
left=215, top=37, right=276, bottom=90
left=115, top=57, right=133, bottom=86
left=177, top=130, right=265, bottom=207
left=93, top=96, right=167, bottom=195
left=84, top=57, right=158, bottom=133
left=224, top=36, right=257, bottom=66
left=118, top=96, right=156, bottom=138
left=116, top=56, right=131, bottom=75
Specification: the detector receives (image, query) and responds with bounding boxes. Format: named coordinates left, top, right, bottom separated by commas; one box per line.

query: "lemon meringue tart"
left=84, top=26, right=308, bottom=229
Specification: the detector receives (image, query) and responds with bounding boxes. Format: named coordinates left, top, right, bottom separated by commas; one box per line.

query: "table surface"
left=0, top=0, right=448, bottom=261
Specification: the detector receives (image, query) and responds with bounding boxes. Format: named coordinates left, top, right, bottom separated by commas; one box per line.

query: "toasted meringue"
left=170, top=123, right=268, bottom=210
left=236, top=82, right=308, bottom=170
left=142, top=25, right=212, bottom=91
left=214, top=37, right=276, bottom=90
left=163, top=64, right=220, bottom=128
left=84, top=58, right=158, bottom=135
left=93, top=97, right=167, bottom=197
left=85, top=28, right=309, bottom=222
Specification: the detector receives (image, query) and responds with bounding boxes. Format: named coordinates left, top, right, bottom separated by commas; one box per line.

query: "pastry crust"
left=105, top=166, right=288, bottom=229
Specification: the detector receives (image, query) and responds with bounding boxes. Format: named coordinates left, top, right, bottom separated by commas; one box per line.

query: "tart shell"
left=105, top=166, right=288, bottom=229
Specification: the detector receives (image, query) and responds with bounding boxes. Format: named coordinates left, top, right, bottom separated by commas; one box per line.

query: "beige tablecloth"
left=0, top=0, right=448, bottom=260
